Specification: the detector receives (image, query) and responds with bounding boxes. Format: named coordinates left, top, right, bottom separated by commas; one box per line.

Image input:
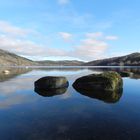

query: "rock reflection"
left=73, top=85, right=123, bottom=103
left=34, top=87, right=68, bottom=97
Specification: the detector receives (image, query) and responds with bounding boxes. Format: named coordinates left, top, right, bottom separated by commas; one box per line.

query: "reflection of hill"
left=36, top=67, right=86, bottom=72
left=88, top=67, right=140, bottom=79
left=0, top=67, right=32, bottom=82
left=73, top=86, right=123, bottom=103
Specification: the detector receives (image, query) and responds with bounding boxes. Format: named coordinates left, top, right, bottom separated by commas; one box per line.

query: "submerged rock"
left=34, top=76, right=69, bottom=97
left=73, top=86, right=123, bottom=103
left=73, top=71, right=123, bottom=91
left=35, top=76, right=69, bottom=89
left=34, top=87, right=68, bottom=97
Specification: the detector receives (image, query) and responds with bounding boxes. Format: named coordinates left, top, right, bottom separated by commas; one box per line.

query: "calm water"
left=0, top=67, right=140, bottom=140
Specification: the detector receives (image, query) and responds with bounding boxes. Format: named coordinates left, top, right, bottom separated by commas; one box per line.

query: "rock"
left=3, top=70, right=10, bottom=75
left=73, top=71, right=123, bottom=91
left=35, top=76, right=69, bottom=89
left=118, top=71, right=133, bottom=77
left=34, top=87, right=68, bottom=97
left=73, top=86, right=123, bottom=103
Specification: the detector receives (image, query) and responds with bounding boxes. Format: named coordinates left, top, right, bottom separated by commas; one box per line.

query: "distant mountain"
left=0, top=49, right=84, bottom=66
left=36, top=60, right=84, bottom=66
left=0, top=49, right=139, bottom=66
left=83, top=53, right=140, bottom=66
left=0, top=49, right=36, bottom=66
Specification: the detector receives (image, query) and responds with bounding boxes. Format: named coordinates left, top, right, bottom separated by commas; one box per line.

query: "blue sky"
left=0, top=0, right=139, bottom=61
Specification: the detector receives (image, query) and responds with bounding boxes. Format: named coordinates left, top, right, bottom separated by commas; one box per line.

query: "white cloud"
left=0, top=21, right=31, bottom=37
left=0, top=35, right=47, bottom=56
left=58, top=0, right=70, bottom=5
left=58, top=31, right=109, bottom=60
left=0, top=35, right=66, bottom=57
left=0, top=21, right=65, bottom=58
left=64, top=32, right=118, bottom=60
left=105, top=35, right=118, bottom=40
left=69, top=37, right=108, bottom=60
left=59, top=32, right=72, bottom=42
left=0, top=20, right=118, bottom=61
left=86, top=32, right=103, bottom=39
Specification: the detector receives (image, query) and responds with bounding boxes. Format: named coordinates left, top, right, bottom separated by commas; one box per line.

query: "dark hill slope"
left=84, top=53, right=140, bottom=66
left=0, top=49, right=36, bottom=66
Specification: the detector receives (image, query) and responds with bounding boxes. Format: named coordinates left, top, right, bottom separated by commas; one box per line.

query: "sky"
left=0, top=0, right=139, bottom=61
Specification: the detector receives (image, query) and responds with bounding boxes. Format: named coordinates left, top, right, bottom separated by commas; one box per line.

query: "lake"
left=0, top=67, right=140, bottom=140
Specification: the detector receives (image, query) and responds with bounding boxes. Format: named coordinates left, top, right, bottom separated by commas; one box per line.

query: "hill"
left=0, top=49, right=84, bottom=66
left=84, top=53, right=140, bottom=66
left=0, top=49, right=36, bottom=66
left=36, top=60, right=84, bottom=66
left=0, top=49, right=139, bottom=66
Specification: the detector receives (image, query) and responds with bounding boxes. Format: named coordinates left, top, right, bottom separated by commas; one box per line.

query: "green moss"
left=99, top=71, right=122, bottom=90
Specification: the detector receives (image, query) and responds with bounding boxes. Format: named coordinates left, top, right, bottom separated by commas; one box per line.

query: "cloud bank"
left=0, top=21, right=31, bottom=37
left=105, top=35, right=118, bottom=40
left=59, top=32, right=73, bottom=42
left=0, top=21, right=118, bottom=61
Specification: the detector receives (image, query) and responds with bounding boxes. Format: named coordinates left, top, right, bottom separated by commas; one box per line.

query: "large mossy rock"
left=35, top=76, right=69, bottom=89
left=73, top=71, right=123, bottom=91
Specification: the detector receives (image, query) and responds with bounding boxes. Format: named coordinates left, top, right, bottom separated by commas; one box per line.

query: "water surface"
left=0, top=67, right=140, bottom=140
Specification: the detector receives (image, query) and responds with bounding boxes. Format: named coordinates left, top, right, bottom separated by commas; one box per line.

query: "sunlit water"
left=0, top=67, right=140, bottom=140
